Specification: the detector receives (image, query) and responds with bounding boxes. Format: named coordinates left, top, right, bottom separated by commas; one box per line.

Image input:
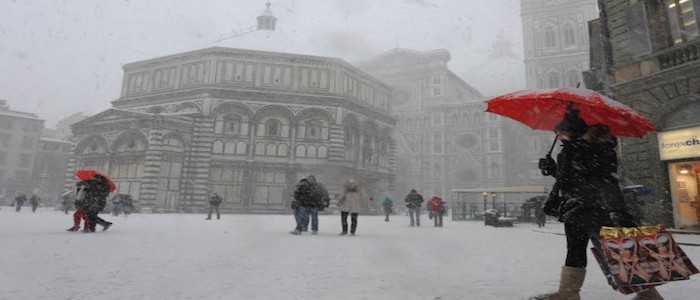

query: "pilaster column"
left=188, top=116, right=216, bottom=212
left=63, top=149, right=78, bottom=193
left=327, top=123, right=345, bottom=162
left=248, top=121, right=257, bottom=160
left=139, top=129, right=165, bottom=212
left=290, top=125, right=297, bottom=162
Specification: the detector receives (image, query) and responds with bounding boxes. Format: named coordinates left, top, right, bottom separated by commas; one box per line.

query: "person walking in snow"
left=84, top=176, right=113, bottom=232
left=337, top=179, right=362, bottom=236
left=290, top=176, right=317, bottom=235
left=404, top=189, right=423, bottom=227
left=29, top=193, right=40, bottom=213
left=67, top=182, right=89, bottom=232
left=302, top=175, right=329, bottom=234
left=382, top=196, right=393, bottom=222
left=430, top=196, right=446, bottom=227
left=13, top=192, right=26, bottom=212
left=531, top=110, right=660, bottom=299
left=206, top=192, right=223, bottom=220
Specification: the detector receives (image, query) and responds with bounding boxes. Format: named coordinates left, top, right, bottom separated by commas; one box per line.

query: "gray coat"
left=338, top=181, right=362, bottom=214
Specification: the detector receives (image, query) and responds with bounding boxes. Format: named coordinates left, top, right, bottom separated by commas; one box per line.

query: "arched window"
left=265, top=144, right=277, bottom=156
left=563, top=24, right=576, bottom=47
left=212, top=140, right=224, bottom=154
left=224, top=142, right=236, bottom=154
left=547, top=72, right=560, bottom=89
left=278, top=144, right=288, bottom=156
left=236, top=142, right=247, bottom=155
left=307, top=146, right=317, bottom=158
left=544, top=26, right=557, bottom=48
left=304, top=120, right=323, bottom=139
left=296, top=145, right=306, bottom=158
left=223, top=114, right=242, bottom=135
left=265, top=119, right=282, bottom=137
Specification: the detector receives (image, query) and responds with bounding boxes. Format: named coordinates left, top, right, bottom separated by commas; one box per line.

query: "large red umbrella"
left=75, top=170, right=116, bottom=192
left=486, top=88, right=655, bottom=138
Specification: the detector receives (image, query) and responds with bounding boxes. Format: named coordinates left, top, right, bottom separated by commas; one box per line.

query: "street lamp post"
left=490, top=192, right=497, bottom=210
left=481, top=192, right=488, bottom=213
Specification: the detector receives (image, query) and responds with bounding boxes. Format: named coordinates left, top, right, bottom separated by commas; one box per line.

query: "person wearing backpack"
left=382, top=196, right=394, bottom=222
left=404, top=189, right=424, bottom=227
left=430, top=196, right=446, bottom=227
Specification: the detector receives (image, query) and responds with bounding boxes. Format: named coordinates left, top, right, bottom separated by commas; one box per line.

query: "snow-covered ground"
left=1, top=209, right=699, bottom=300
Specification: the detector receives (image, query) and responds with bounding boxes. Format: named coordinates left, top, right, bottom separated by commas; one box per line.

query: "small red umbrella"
left=75, top=170, right=116, bottom=193
left=486, top=88, right=656, bottom=138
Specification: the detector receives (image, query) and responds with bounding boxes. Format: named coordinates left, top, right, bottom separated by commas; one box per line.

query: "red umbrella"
left=75, top=170, right=116, bottom=193
left=486, top=88, right=655, bottom=138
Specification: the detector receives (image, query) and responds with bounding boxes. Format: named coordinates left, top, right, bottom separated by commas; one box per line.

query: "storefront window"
left=668, top=162, right=700, bottom=228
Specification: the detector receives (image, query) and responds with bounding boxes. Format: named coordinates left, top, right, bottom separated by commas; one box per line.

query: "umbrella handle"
left=547, top=135, right=559, bottom=157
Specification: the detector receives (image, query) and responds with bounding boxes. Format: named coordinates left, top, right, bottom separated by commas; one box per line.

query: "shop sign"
left=658, top=127, right=700, bottom=161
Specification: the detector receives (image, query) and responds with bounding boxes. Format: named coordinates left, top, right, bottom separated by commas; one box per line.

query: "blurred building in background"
left=32, top=137, right=73, bottom=207
left=360, top=45, right=554, bottom=216
left=65, top=3, right=396, bottom=214
left=0, top=100, right=44, bottom=203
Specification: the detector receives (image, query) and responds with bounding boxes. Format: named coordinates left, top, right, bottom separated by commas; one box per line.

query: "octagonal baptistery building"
left=66, top=46, right=396, bottom=213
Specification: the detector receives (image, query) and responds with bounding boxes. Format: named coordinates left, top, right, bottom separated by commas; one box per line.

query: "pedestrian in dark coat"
left=290, top=177, right=317, bottom=235
left=30, top=193, right=40, bottom=213
left=206, top=193, right=223, bottom=220
left=84, top=177, right=113, bottom=232
left=14, top=192, right=26, bottom=212
left=382, top=196, right=393, bottom=222
left=302, top=175, right=329, bottom=234
left=404, top=189, right=424, bottom=227
left=531, top=111, right=661, bottom=299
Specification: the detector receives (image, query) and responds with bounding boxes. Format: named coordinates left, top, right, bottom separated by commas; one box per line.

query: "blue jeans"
left=409, top=207, right=421, bottom=226
left=303, top=207, right=319, bottom=232
left=294, top=207, right=318, bottom=232
left=294, top=207, right=306, bottom=231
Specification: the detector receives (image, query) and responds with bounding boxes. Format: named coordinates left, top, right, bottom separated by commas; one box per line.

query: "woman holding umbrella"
left=487, top=88, right=662, bottom=299
left=67, top=170, right=115, bottom=232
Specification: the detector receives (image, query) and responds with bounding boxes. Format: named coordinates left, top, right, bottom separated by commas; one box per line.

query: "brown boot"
left=530, top=266, right=586, bottom=300
left=634, top=288, right=664, bottom=300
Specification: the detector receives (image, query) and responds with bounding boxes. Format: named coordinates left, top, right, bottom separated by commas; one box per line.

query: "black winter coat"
left=404, top=191, right=423, bottom=208
left=293, top=180, right=317, bottom=208
left=80, top=179, right=110, bottom=214
left=553, top=138, right=630, bottom=227
left=553, top=139, right=605, bottom=225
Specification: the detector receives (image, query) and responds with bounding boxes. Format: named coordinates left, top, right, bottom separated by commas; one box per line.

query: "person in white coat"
left=337, top=179, right=362, bottom=236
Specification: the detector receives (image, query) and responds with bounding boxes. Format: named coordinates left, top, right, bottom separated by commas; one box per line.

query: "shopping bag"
left=591, top=225, right=699, bottom=295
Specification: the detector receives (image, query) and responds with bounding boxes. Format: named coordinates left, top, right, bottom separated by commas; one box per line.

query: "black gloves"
left=539, top=155, right=557, bottom=177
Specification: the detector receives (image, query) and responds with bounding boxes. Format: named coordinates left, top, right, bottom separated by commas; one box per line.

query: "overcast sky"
left=0, top=0, right=523, bottom=127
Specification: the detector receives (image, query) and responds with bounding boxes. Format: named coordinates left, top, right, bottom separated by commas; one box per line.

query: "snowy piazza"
left=2, top=1, right=700, bottom=299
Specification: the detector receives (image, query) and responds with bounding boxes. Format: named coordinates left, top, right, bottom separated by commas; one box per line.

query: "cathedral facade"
left=66, top=47, right=396, bottom=213
left=521, top=0, right=599, bottom=89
